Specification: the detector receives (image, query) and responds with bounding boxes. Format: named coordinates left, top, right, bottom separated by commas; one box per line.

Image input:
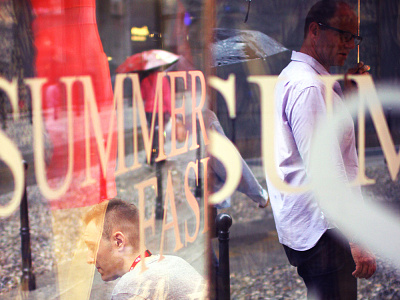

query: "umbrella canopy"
left=116, top=49, right=179, bottom=73
left=211, top=28, right=288, bottom=67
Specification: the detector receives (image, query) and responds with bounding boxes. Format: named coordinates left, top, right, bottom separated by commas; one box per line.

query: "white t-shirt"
left=111, top=255, right=206, bottom=300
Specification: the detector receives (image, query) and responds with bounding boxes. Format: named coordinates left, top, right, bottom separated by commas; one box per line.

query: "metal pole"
left=155, top=0, right=163, bottom=49
left=155, top=161, right=164, bottom=219
left=216, top=213, right=232, bottom=300
left=155, top=126, right=164, bottom=219
left=20, top=161, right=36, bottom=291
left=195, top=120, right=203, bottom=198
left=357, top=0, right=360, bottom=64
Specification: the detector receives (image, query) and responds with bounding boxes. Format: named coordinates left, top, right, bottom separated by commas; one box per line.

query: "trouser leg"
left=283, top=229, right=357, bottom=300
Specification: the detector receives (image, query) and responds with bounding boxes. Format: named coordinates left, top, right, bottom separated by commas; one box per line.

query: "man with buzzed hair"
left=266, top=1, right=376, bottom=299
left=83, top=198, right=205, bottom=299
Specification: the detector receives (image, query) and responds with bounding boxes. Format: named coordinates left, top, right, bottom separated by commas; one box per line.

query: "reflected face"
left=83, top=220, right=123, bottom=282
left=315, top=5, right=358, bottom=70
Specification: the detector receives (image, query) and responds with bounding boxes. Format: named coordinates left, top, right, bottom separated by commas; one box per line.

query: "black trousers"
left=283, top=229, right=357, bottom=300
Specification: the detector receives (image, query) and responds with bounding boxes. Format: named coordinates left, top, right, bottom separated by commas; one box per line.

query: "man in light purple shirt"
left=266, top=1, right=376, bottom=299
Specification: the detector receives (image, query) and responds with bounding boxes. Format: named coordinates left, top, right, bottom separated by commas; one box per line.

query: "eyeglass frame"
left=317, top=23, right=362, bottom=46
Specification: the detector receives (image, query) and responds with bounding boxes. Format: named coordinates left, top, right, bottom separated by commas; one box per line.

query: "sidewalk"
left=2, top=116, right=400, bottom=299
left=1, top=143, right=208, bottom=299
left=2, top=207, right=281, bottom=300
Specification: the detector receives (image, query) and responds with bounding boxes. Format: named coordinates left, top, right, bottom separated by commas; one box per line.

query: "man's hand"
left=176, top=119, right=187, bottom=142
left=344, top=61, right=370, bottom=91
left=258, top=189, right=270, bottom=208
left=347, top=61, right=371, bottom=75
left=350, top=242, right=376, bottom=279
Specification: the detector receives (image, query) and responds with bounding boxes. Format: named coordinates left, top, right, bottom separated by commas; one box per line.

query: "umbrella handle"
left=357, top=0, right=360, bottom=63
left=244, top=0, right=251, bottom=23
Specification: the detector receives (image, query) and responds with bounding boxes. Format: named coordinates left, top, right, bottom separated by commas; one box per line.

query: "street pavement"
left=2, top=150, right=398, bottom=300
left=2, top=207, right=282, bottom=300
left=1, top=100, right=397, bottom=299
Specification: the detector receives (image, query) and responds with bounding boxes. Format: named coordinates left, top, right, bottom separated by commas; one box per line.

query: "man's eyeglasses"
left=318, top=23, right=362, bottom=46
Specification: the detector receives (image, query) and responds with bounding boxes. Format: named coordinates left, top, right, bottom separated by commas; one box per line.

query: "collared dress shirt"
left=266, top=51, right=360, bottom=251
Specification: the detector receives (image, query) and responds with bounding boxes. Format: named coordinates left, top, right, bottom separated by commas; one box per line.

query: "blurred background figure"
left=116, top=49, right=178, bottom=164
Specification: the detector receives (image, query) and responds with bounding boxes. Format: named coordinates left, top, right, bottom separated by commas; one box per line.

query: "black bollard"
left=216, top=213, right=232, bottom=300
left=20, top=161, right=36, bottom=291
left=195, top=120, right=202, bottom=198
left=154, top=126, right=164, bottom=220
left=155, top=159, right=164, bottom=220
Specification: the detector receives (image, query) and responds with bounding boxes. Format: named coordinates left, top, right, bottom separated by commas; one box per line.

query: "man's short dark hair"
left=83, top=198, right=140, bottom=251
left=304, top=1, right=353, bottom=39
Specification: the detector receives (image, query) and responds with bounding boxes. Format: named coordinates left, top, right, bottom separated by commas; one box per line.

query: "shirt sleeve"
left=209, top=117, right=269, bottom=207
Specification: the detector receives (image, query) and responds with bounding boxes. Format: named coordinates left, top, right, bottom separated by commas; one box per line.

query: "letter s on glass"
left=208, top=131, right=242, bottom=205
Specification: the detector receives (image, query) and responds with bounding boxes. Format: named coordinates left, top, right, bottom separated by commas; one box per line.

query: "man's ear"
left=113, top=231, right=126, bottom=250
left=309, top=22, right=319, bottom=39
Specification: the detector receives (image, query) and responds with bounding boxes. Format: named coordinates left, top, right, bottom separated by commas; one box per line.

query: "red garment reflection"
left=31, top=0, right=117, bottom=209
left=140, top=72, right=171, bottom=116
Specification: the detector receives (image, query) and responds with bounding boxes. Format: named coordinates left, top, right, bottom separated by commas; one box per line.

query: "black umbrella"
left=211, top=28, right=288, bottom=67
